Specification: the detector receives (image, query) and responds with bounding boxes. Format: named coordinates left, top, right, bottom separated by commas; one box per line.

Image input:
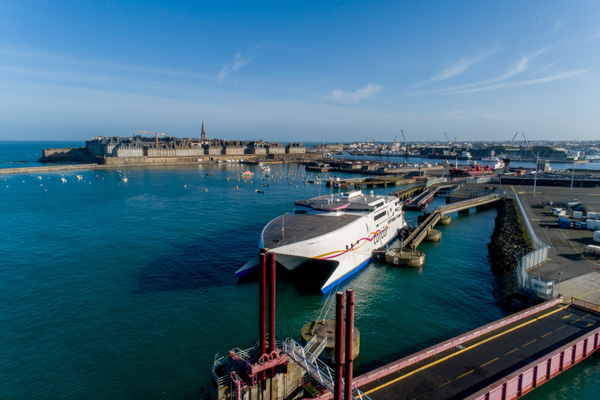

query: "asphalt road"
left=359, top=304, right=600, bottom=400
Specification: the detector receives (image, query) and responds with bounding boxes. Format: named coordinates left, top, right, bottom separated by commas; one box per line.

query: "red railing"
left=571, top=297, right=600, bottom=313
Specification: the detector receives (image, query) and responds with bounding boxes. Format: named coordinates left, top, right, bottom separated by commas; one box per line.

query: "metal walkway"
left=403, top=194, right=502, bottom=249
left=282, top=338, right=371, bottom=400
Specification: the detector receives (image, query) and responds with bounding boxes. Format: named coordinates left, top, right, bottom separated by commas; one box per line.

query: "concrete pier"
left=300, top=320, right=360, bottom=364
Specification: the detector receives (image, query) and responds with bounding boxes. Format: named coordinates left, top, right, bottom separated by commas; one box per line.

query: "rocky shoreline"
left=488, top=199, right=534, bottom=304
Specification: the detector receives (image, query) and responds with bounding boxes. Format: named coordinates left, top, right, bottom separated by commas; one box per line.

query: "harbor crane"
left=506, top=132, right=519, bottom=148
left=140, top=131, right=165, bottom=147
left=371, top=138, right=386, bottom=163
left=401, top=129, right=409, bottom=161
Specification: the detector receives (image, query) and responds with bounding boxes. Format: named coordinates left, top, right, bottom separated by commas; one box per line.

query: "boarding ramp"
left=404, top=184, right=456, bottom=210
left=393, top=184, right=425, bottom=201
left=403, top=194, right=503, bottom=249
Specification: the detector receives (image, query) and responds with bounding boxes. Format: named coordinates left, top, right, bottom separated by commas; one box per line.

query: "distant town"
left=39, top=124, right=600, bottom=166
left=40, top=123, right=311, bottom=165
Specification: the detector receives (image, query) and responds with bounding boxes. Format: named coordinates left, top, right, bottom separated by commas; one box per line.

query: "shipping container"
left=558, top=217, right=571, bottom=229
left=587, top=219, right=600, bottom=231
left=588, top=212, right=598, bottom=219
left=595, top=231, right=600, bottom=243
left=573, top=210, right=583, bottom=219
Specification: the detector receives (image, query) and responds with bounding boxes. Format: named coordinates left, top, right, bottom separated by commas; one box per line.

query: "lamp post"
left=558, top=272, right=562, bottom=297
left=570, top=160, right=576, bottom=191
left=533, top=154, right=539, bottom=197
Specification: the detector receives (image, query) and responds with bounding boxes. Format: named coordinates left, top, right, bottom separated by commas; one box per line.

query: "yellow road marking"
left=363, top=304, right=570, bottom=395
left=505, top=348, right=519, bottom=355
left=542, top=332, right=553, bottom=338
left=438, top=381, right=451, bottom=388
left=457, top=369, right=474, bottom=379
left=412, top=391, right=430, bottom=400
left=556, top=326, right=566, bottom=331
left=562, top=314, right=573, bottom=320
left=523, top=339, right=537, bottom=347
left=579, top=288, right=600, bottom=299
left=480, top=357, right=499, bottom=367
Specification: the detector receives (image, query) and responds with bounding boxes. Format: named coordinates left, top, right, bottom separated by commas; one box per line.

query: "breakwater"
left=488, top=199, right=534, bottom=302
left=0, top=153, right=321, bottom=176
left=0, top=163, right=101, bottom=175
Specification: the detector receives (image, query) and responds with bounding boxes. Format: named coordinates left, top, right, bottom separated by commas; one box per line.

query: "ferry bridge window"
left=375, top=211, right=386, bottom=221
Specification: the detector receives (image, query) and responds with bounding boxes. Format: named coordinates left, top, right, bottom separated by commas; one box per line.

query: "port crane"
left=140, top=131, right=165, bottom=147
left=371, top=138, right=387, bottom=164
left=506, top=132, right=519, bottom=149
left=401, top=129, right=409, bottom=161
left=444, top=132, right=452, bottom=153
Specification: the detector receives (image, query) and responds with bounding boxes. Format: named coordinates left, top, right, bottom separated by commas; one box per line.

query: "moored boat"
left=479, top=157, right=505, bottom=170
left=236, top=190, right=408, bottom=292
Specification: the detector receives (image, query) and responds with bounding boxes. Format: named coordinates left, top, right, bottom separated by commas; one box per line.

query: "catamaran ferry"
left=236, top=190, right=407, bottom=292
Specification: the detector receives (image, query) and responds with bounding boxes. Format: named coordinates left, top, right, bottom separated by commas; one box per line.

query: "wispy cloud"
left=329, top=84, right=383, bottom=103
left=496, top=48, right=546, bottom=80
left=553, top=19, right=564, bottom=32
left=418, top=47, right=549, bottom=95
left=441, top=69, right=587, bottom=95
left=218, top=53, right=250, bottom=83
left=417, top=47, right=499, bottom=86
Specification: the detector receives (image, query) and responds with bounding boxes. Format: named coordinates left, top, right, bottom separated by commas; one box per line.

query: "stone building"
left=267, top=143, right=286, bottom=155
left=286, top=143, right=305, bottom=154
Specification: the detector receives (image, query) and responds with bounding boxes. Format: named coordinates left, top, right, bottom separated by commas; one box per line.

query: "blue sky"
left=1, top=1, right=599, bottom=142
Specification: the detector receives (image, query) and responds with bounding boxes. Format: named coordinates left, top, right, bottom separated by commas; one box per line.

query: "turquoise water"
left=1, top=142, right=598, bottom=399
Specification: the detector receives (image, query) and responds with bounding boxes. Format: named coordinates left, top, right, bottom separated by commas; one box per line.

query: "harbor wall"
left=488, top=199, right=534, bottom=302
left=0, top=163, right=101, bottom=175
left=102, top=155, right=209, bottom=165
left=0, top=154, right=321, bottom=175
left=500, top=176, right=600, bottom=188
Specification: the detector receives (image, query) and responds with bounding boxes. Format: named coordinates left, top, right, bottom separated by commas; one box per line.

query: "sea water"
left=1, top=142, right=598, bottom=399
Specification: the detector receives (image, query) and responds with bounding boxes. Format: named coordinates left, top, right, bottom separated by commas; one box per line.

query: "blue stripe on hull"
left=235, top=266, right=256, bottom=278
left=321, top=256, right=372, bottom=293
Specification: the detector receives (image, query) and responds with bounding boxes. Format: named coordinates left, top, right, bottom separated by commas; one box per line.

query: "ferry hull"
left=236, top=205, right=407, bottom=292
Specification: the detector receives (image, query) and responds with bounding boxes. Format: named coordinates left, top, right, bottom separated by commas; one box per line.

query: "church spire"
left=201, top=120, right=206, bottom=141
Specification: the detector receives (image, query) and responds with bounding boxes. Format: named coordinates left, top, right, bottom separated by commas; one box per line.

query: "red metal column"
left=344, top=289, right=355, bottom=400
left=334, top=292, right=345, bottom=400
left=268, top=252, right=276, bottom=354
left=259, top=253, right=267, bottom=356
